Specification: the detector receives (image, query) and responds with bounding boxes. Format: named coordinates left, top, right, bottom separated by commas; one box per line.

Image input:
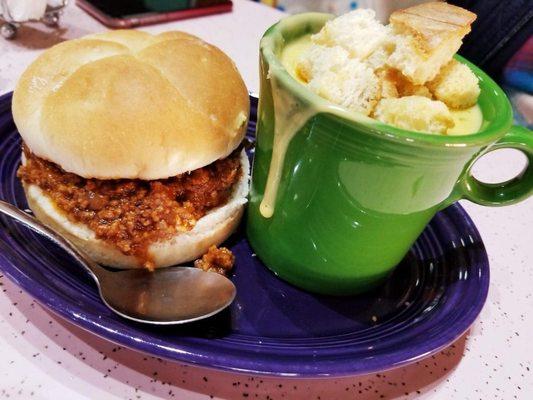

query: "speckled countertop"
left=0, top=1, right=532, bottom=399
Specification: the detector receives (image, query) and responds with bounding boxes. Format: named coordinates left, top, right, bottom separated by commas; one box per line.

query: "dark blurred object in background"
left=503, top=37, right=532, bottom=93
left=449, top=0, right=532, bottom=79
left=76, top=0, right=232, bottom=28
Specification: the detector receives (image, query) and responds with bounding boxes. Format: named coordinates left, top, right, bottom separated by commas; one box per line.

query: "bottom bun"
left=24, top=150, right=250, bottom=269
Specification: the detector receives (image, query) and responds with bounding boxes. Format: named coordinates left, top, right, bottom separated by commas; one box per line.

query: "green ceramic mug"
left=247, top=13, right=533, bottom=295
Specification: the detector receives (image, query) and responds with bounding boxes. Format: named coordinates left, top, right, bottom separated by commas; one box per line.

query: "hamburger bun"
left=12, top=30, right=250, bottom=180
left=22, top=150, right=249, bottom=269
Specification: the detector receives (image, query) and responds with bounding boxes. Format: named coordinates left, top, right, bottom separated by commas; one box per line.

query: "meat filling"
left=194, top=245, right=235, bottom=275
left=17, top=146, right=242, bottom=269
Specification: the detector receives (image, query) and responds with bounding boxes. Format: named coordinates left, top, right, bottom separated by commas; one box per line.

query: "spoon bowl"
left=0, top=200, right=237, bottom=325
left=98, top=267, right=236, bottom=324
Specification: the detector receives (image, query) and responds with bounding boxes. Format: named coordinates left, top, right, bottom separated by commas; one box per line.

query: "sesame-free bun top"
left=12, top=30, right=249, bottom=179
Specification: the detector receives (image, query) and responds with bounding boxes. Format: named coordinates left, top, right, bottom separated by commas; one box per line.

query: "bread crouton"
left=378, top=69, right=399, bottom=99
left=427, top=59, right=480, bottom=109
left=374, top=95, right=454, bottom=134
left=388, top=2, right=476, bottom=85
left=312, top=9, right=390, bottom=60
left=297, top=45, right=381, bottom=116
left=295, top=45, right=351, bottom=83
left=381, top=69, right=433, bottom=98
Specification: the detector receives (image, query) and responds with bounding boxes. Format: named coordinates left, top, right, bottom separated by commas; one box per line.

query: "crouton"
left=381, top=68, right=433, bottom=98
left=378, top=69, right=399, bottom=99
left=366, top=42, right=395, bottom=70
left=297, top=45, right=381, bottom=116
left=427, top=59, right=480, bottom=109
left=374, top=95, right=454, bottom=134
left=312, top=9, right=390, bottom=60
left=388, top=2, right=476, bottom=84
left=295, top=45, right=349, bottom=83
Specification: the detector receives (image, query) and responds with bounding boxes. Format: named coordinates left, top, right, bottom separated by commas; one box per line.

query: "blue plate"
left=0, top=92, right=489, bottom=376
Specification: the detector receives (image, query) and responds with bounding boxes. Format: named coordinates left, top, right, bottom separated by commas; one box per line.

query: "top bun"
left=12, top=30, right=249, bottom=179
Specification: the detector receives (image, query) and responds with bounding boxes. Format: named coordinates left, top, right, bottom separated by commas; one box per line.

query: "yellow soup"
left=447, top=106, right=483, bottom=135
left=280, top=35, right=483, bottom=136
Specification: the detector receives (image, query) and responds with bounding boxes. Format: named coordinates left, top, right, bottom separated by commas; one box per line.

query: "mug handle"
left=457, top=125, right=533, bottom=206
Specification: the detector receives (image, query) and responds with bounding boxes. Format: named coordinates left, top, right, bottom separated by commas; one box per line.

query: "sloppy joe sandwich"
left=14, top=30, right=250, bottom=270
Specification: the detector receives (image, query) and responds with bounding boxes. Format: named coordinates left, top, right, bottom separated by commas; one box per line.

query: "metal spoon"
left=0, top=200, right=237, bottom=325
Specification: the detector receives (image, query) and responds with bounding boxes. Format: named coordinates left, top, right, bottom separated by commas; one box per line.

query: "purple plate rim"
left=0, top=91, right=490, bottom=377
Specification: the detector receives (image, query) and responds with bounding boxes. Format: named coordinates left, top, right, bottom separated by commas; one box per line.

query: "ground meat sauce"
left=194, top=245, right=235, bottom=275
left=17, top=145, right=242, bottom=269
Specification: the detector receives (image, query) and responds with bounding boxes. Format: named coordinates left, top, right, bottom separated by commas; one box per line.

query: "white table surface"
left=0, top=1, right=532, bottom=399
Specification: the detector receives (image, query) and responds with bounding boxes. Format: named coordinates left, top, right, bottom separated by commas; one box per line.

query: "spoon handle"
left=0, top=200, right=104, bottom=282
